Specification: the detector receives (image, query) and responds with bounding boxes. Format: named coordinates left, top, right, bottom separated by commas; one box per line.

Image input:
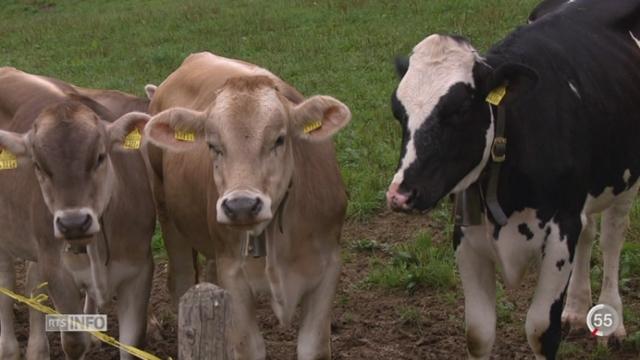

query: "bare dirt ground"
left=13, top=211, right=640, bottom=359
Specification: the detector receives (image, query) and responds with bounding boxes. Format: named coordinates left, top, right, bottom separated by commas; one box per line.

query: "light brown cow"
left=0, top=67, right=155, bottom=360
left=143, top=52, right=350, bottom=360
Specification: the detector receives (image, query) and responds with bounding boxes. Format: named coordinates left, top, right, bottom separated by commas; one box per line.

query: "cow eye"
left=208, top=143, right=223, bottom=156
left=274, top=135, right=285, bottom=148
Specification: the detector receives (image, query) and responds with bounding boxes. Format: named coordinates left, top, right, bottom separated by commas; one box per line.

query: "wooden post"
left=179, top=283, right=232, bottom=360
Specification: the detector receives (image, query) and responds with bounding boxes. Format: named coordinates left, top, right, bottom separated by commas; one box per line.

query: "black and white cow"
left=386, top=0, right=640, bottom=358
left=528, top=0, right=574, bottom=23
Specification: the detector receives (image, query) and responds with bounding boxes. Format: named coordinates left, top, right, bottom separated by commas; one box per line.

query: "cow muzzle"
left=386, top=182, right=415, bottom=212
left=217, top=190, right=273, bottom=227
left=54, top=208, right=100, bottom=242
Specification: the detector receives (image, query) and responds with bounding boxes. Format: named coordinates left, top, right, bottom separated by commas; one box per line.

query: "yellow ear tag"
left=303, top=120, right=322, bottom=134
left=123, top=128, right=142, bottom=150
left=0, top=149, right=17, bottom=170
left=175, top=130, right=196, bottom=142
left=486, top=84, right=507, bottom=106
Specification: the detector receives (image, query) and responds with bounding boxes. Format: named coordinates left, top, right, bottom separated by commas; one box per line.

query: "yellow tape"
left=303, top=120, right=322, bottom=134
left=0, top=285, right=166, bottom=360
left=486, top=84, right=507, bottom=106
left=0, top=149, right=17, bottom=170
left=175, top=130, right=195, bottom=142
left=123, top=128, right=142, bottom=150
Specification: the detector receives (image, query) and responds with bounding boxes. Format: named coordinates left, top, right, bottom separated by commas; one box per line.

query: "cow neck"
left=453, top=100, right=509, bottom=228
left=243, top=180, right=292, bottom=258
left=64, top=215, right=111, bottom=267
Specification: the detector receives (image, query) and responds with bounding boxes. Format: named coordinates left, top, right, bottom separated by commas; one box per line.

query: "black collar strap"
left=453, top=84, right=510, bottom=228
left=484, top=103, right=508, bottom=226
left=244, top=181, right=292, bottom=258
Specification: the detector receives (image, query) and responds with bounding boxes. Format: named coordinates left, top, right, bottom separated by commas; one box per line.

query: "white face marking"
left=568, top=81, right=581, bottom=99
left=392, top=35, right=481, bottom=185
left=630, top=31, right=640, bottom=49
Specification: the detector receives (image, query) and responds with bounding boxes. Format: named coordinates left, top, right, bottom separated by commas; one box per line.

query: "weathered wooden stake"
left=179, top=283, right=232, bottom=360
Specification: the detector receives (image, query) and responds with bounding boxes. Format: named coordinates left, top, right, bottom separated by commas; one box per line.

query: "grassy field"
left=2, top=0, right=640, bottom=358
left=0, top=0, right=539, bottom=217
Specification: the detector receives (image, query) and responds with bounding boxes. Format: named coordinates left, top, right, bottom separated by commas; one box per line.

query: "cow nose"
left=221, top=196, right=263, bottom=221
left=386, top=183, right=414, bottom=211
left=56, top=214, right=93, bottom=239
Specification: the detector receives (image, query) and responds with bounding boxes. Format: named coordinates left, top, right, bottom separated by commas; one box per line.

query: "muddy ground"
left=13, top=211, right=640, bottom=359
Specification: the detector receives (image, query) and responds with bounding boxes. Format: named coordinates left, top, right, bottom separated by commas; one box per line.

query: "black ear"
left=485, top=63, right=538, bottom=102
left=395, top=57, right=410, bottom=79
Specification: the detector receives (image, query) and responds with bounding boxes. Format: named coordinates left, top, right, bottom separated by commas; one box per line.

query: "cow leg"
left=162, top=220, right=197, bottom=307
left=26, top=261, right=50, bottom=360
left=39, top=261, right=91, bottom=360
left=597, top=189, right=636, bottom=343
left=83, top=295, right=102, bottom=351
left=456, top=226, right=496, bottom=360
left=218, top=255, right=265, bottom=360
left=561, top=215, right=595, bottom=330
left=297, top=250, right=340, bottom=360
left=0, top=254, right=19, bottom=360
left=116, top=258, right=153, bottom=360
left=526, top=218, right=579, bottom=359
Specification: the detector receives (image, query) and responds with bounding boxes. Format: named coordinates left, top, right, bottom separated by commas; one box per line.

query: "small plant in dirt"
left=622, top=330, right=640, bottom=353
left=350, top=238, right=389, bottom=253
left=496, top=284, right=516, bottom=324
left=366, top=231, right=456, bottom=293
left=397, top=305, right=423, bottom=329
left=590, top=344, right=611, bottom=360
left=556, top=342, right=583, bottom=359
left=620, top=242, right=640, bottom=293
left=151, top=225, right=167, bottom=259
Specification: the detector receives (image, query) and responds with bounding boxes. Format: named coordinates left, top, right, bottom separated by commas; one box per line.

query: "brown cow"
left=143, top=52, right=350, bottom=360
left=0, top=67, right=155, bottom=360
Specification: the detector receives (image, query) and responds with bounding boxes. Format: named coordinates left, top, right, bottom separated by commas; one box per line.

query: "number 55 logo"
left=586, top=304, right=620, bottom=337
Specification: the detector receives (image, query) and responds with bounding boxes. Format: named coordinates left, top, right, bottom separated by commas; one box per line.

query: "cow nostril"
left=221, top=199, right=235, bottom=218
left=56, top=217, right=68, bottom=233
left=81, top=215, right=92, bottom=232
left=251, top=197, right=262, bottom=215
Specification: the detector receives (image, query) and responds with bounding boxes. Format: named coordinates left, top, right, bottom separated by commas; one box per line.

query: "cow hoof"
left=598, top=325, right=626, bottom=349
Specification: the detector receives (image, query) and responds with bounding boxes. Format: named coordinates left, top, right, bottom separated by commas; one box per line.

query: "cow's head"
left=146, top=75, right=350, bottom=231
left=0, top=101, right=149, bottom=244
left=386, top=34, right=536, bottom=212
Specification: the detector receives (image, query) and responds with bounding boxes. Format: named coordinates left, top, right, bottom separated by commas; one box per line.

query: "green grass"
left=0, top=0, right=540, bottom=219
left=367, top=231, right=456, bottom=293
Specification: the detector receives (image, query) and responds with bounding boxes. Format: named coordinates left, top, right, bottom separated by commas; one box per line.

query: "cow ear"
left=292, top=96, right=351, bottom=141
left=145, top=107, right=206, bottom=151
left=0, top=130, right=29, bottom=160
left=107, top=112, right=151, bottom=150
left=145, top=84, right=157, bottom=100
left=485, top=63, right=538, bottom=101
left=395, top=57, right=410, bottom=79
